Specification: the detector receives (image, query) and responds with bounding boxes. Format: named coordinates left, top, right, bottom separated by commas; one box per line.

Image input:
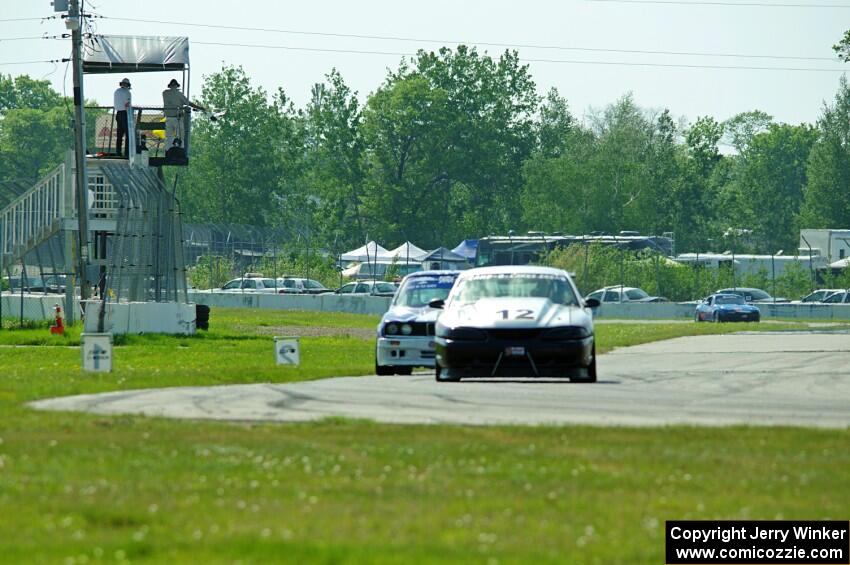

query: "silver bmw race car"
left=432, top=266, right=600, bottom=383
left=375, top=271, right=461, bottom=375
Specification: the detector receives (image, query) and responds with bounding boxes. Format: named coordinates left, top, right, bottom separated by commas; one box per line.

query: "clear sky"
left=1, top=0, right=848, bottom=129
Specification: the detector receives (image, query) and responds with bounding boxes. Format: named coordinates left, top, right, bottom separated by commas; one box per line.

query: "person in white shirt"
left=113, top=78, right=132, bottom=157
left=162, top=79, right=206, bottom=153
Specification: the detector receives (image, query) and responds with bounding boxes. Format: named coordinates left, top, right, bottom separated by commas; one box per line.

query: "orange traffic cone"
left=50, top=304, right=65, bottom=335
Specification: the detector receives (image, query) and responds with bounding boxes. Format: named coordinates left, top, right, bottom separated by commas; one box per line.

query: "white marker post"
left=274, top=336, right=300, bottom=366
left=82, top=333, right=113, bottom=372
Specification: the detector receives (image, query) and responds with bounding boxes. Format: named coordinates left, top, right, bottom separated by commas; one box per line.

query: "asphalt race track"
left=31, top=332, right=850, bottom=428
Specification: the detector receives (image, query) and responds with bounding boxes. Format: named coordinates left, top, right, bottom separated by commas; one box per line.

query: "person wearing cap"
left=162, top=79, right=206, bottom=152
left=113, top=78, right=132, bottom=157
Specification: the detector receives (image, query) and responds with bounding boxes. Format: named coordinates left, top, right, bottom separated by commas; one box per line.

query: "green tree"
left=362, top=46, right=538, bottom=246
left=0, top=75, right=75, bottom=188
left=800, top=76, right=850, bottom=229
left=0, top=74, right=63, bottom=112
left=179, top=65, right=293, bottom=226
left=672, top=116, right=725, bottom=250
left=301, top=69, right=367, bottom=251
left=520, top=125, right=596, bottom=235
left=833, top=30, right=850, bottom=61
left=723, top=110, right=773, bottom=153
left=535, top=88, right=574, bottom=158
left=734, top=124, right=816, bottom=252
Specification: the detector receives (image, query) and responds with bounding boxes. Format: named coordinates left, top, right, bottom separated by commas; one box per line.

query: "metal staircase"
left=0, top=151, right=186, bottom=305
left=0, top=154, right=72, bottom=269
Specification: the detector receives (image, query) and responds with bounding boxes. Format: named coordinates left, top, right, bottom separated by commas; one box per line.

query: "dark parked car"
left=715, top=287, right=788, bottom=303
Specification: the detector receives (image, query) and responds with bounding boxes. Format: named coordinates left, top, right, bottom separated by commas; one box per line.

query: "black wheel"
left=375, top=362, right=394, bottom=376
left=754, top=315, right=761, bottom=323
left=435, top=363, right=460, bottom=382
left=713, top=312, right=721, bottom=323
left=570, top=343, right=597, bottom=383
left=694, top=310, right=701, bottom=322
left=395, top=366, right=413, bottom=376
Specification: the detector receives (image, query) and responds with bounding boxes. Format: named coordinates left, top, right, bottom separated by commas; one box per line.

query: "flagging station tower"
left=0, top=30, right=198, bottom=333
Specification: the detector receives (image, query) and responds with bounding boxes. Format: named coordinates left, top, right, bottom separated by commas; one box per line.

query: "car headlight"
left=401, top=323, right=413, bottom=335
left=543, top=326, right=590, bottom=340
left=385, top=323, right=399, bottom=336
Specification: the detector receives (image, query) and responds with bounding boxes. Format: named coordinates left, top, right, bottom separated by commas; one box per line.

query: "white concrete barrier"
left=593, top=301, right=850, bottom=320
left=83, top=301, right=196, bottom=335
left=6, top=292, right=850, bottom=325
left=190, top=291, right=393, bottom=316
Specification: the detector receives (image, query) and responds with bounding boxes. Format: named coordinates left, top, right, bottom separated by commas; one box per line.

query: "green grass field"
left=0, top=309, right=847, bottom=563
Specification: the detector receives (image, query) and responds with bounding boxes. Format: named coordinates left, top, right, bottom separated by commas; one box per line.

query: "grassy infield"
left=0, top=309, right=847, bottom=563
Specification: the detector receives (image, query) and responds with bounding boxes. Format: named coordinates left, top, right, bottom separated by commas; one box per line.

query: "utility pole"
left=69, top=0, right=90, bottom=302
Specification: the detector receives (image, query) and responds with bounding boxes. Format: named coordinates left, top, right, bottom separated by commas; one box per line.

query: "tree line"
left=2, top=45, right=849, bottom=257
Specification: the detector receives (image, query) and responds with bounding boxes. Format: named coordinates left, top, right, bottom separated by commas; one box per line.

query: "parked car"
left=433, top=266, right=600, bottom=383
left=821, top=290, right=850, bottom=304
left=585, top=285, right=667, bottom=303
left=715, top=287, right=788, bottom=303
left=332, top=280, right=397, bottom=297
left=275, top=277, right=328, bottom=294
left=695, top=293, right=760, bottom=323
left=796, top=289, right=843, bottom=303
left=4, top=275, right=66, bottom=294
left=218, top=277, right=281, bottom=293
left=375, top=271, right=461, bottom=375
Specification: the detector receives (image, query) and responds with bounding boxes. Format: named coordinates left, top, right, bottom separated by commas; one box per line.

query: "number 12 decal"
left=498, top=309, right=534, bottom=320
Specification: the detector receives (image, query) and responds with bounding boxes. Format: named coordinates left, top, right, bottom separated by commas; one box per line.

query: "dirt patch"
left=239, top=325, right=374, bottom=339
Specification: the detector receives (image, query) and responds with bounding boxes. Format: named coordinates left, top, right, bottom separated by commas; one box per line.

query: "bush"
left=548, top=244, right=818, bottom=301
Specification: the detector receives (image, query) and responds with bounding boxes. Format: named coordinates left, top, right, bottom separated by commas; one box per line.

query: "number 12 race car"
left=431, top=266, right=600, bottom=383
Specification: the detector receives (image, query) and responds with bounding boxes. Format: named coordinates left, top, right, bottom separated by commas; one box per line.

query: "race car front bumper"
left=435, top=334, right=594, bottom=378
left=376, top=336, right=437, bottom=368
left=717, top=310, right=760, bottom=322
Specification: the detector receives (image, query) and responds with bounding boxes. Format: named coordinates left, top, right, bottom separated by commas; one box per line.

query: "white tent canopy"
left=83, top=35, right=189, bottom=74
left=386, top=242, right=427, bottom=262
left=829, top=257, right=850, bottom=269
left=340, top=241, right=391, bottom=262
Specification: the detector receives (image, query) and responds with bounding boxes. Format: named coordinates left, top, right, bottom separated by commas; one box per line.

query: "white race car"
left=432, top=266, right=600, bottom=383
left=375, top=271, right=461, bottom=375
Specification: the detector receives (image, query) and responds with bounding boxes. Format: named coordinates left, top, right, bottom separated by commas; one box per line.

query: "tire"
left=395, top=366, right=413, bottom=376
left=375, top=361, right=394, bottom=376
left=694, top=310, right=701, bottom=323
left=435, top=363, right=460, bottom=382
left=754, top=315, right=761, bottom=323
left=713, top=312, right=721, bottom=323
left=570, top=343, right=598, bottom=383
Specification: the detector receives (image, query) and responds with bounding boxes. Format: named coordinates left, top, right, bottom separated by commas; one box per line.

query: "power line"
left=0, top=17, right=49, bottom=23
left=102, top=15, right=834, bottom=62
left=0, top=36, right=64, bottom=42
left=191, top=39, right=847, bottom=72
left=0, top=60, right=63, bottom=67
left=585, top=0, right=850, bottom=7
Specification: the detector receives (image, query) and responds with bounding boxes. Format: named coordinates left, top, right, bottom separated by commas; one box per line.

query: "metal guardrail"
left=89, top=105, right=190, bottom=159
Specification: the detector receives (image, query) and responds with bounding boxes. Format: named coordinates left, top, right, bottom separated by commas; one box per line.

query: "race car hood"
left=439, top=297, right=592, bottom=330
left=380, top=305, right=441, bottom=324
left=716, top=303, right=760, bottom=312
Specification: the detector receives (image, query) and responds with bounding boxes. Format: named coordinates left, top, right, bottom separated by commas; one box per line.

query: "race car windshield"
left=395, top=276, right=456, bottom=307
left=715, top=295, right=746, bottom=305
left=452, top=274, right=579, bottom=306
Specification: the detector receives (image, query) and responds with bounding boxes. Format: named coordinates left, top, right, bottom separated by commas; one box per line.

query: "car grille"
left=486, top=328, right=542, bottom=340
left=409, top=322, right=434, bottom=336
left=394, top=322, right=434, bottom=336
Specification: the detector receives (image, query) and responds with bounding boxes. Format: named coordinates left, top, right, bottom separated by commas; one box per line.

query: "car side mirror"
left=585, top=298, right=601, bottom=308
left=428, top=299, right=445, bottom=309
